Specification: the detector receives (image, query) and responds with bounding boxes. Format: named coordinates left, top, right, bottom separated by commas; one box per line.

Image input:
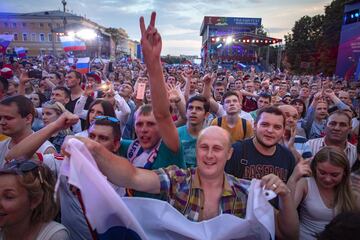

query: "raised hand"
left=261, top=174, right=291, bottom=197
left=139, top=12, right=162, bottom=65
left=52, top=111, right=79, bottom=132
left=291, top=158, right=312, bottom=182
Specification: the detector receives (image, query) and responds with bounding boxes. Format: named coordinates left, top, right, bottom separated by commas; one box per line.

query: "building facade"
left=0, top=10, right=113, bottom=57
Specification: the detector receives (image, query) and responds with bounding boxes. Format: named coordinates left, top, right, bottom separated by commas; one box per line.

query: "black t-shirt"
left=225, top=138, right=296, bottom=182
left=65, top=96, right=93, bottom=129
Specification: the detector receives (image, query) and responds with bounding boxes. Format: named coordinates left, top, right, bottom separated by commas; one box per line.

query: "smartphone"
left=136, top=83, right=146, bottom=100
left=28, top=69, right=42, bottom=79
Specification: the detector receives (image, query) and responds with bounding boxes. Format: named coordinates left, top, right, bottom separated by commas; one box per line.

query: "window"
left=48, top=23, right=52, bottom=27
left=4, top=22, right=8, bottom=27
left=22, top=33, right=28, bottom=41
left=56, top=34, right=60, bottom=42
left=48, top=33, right=53, bottom=42
left=22, top=23, right=27, bottom=27
left=12, top=23, right=16, bottom=28
left=31, top=33, right=36, bottom=41
left=13, top=33, right=18, bottom=41
left=40, top=23, right=44, bottom=27
left=56, top=23, right=60, bottom=28
left=39, top=33, right=45, bottom=42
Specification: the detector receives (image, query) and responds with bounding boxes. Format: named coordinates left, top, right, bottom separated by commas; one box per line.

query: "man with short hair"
left=50, top=86, right=70, bottom=105
left=71, top=125, right=299, bottom=239
left=250, top=92, right=271, bottom=120
left=225, top=106, right=296, bottom=183
left=307, top=110, right=358, bottom=167
left=0, top=95, right=56, bottom=163
left=65, top=70, right=93, bottom=114
left=242, top=80, right=258, bottom=112
left=211, top=91, right=253, bottom=143
left=177, top=95, right=210, bottom=167
left=278, top=105, right=312, bottom=162
left=213, top=81, right=225, bottom=103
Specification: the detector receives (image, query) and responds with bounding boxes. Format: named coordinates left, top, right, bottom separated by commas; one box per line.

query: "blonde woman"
left=288, top=146, right=359, bottom=240
left=42, top=102, right=72, bottom=152
left=0, top=160, right=69, bottom=239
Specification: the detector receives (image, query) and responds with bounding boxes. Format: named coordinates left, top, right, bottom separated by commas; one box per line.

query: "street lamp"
left=62, top=0, right=67, bottom=34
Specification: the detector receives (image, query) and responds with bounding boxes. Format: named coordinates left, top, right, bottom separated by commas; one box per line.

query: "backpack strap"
left=241, top=118, right=247, bottom=138
left=217, top=117, right=222, bottom=127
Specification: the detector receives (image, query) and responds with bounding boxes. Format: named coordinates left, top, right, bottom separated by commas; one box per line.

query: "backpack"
left=217, top=117, right=247, bottom=138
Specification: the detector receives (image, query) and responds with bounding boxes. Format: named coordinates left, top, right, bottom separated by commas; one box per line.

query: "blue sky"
left=2, top=0, right=332, bottom=56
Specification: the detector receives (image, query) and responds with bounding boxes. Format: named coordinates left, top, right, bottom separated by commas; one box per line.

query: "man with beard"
left=225, top=106, right=296, bottom=183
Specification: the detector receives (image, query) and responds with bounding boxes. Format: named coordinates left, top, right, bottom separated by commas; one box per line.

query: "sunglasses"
left=3, top=160, right=44, bottom=183
left=94, top=115, right=119, bottom=123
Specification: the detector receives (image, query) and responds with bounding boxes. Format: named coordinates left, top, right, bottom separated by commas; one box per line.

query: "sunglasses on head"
left=3, top=160, right=44, bottom=183
left=94, top=115, right=119, bottom=123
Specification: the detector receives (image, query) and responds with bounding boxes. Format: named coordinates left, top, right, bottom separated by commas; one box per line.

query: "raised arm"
left=140, top=12, right=179, bottom=152
left=6, top=112, right=79, bottom=161
left=261, top=174, right=299, bottom=240
left=67, top=137, right=161, bottom=193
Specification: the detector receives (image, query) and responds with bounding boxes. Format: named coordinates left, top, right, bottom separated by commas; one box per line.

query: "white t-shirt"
left=0, top=138, right=55, bottom=166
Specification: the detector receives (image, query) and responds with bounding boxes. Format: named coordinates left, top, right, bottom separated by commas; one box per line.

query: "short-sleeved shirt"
left=225, top=138, right=296, bottom=182
left=211, top=116, right=254, bottom=143
left=307, top=137, right=357, bottom=167
left=177, top=125, right=197, bottom=168
left=154, top=165, right=249, bottom=222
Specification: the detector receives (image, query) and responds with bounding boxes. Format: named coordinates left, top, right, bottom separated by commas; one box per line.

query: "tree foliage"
left=284, top=0, right=354, bottom=75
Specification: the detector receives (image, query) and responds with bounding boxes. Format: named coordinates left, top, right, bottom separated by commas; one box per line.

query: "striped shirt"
left=155, top=165, right=249, bottom=222
left=307, top=137, right=358, bottom=167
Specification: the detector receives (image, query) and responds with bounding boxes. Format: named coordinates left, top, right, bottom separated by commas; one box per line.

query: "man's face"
left=338, top=91, right=351, bottom=106
left=280, top=105, right=299, bottom=130
left=245, top=82, right=255, bottom=93
left=189, top=78, right=198, bottom=92
left=196, top=127, right=233, bottom=179
left=135, top=112, right=161, bottom=150
left=325, top=114, right=351, bottom=143
left=348, top=89, right=356, bottom=99
left=254, top=112, right=285, bottom=148
left=65, top=72, right=80, bottom=89
left=223, top=95, right=241, bottom=115
left=0, top=103, right=30, bottom=137
left=300, top=87, right=310, bottom=98
left=51, top=89, right=69, bottom=105
left=235, top=80, right=242, bottom=90
left=257, top=97, right=270, bottom=109
left=88, top=125, right=119, bottom=152
left=167, top=76, right=176, bottom=85
left=197, top=82, right=204, bottom=93
left=290, top=87, right=299, bottom=97
left=214, top=86, right=225, bottom=101
left=113, top=81, right=121, bottom=92
left=46, top=74, right=59, bottom=85
left=186, top=100, right=207, bottom=126
left=315, top=102, right=328, bottom=120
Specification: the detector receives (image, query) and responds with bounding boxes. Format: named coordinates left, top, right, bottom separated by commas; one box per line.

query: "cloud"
left=2, top=0, right=333, bottom=55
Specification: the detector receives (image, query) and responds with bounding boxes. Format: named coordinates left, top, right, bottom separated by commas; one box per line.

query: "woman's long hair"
left=311, top=146, right=358, bottom=214
left=85, top=99, right=116, bottom=130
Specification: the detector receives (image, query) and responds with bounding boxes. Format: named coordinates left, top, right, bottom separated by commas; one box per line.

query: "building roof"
left=0, top=10, right=82, bottom=19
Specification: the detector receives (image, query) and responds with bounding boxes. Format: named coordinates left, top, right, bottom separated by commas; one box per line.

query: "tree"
left=284, top=15, right=324, bottom=74
left=105, top=27, right=129, bottom=56
left=284, top=0, right=355, bottom=75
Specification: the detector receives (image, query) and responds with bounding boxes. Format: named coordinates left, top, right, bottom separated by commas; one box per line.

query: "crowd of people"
left=0, top=11, right=360, bottom=240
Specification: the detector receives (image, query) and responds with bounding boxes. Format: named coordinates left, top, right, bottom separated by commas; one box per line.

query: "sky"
left=1, top=0, right=333, bottom=56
